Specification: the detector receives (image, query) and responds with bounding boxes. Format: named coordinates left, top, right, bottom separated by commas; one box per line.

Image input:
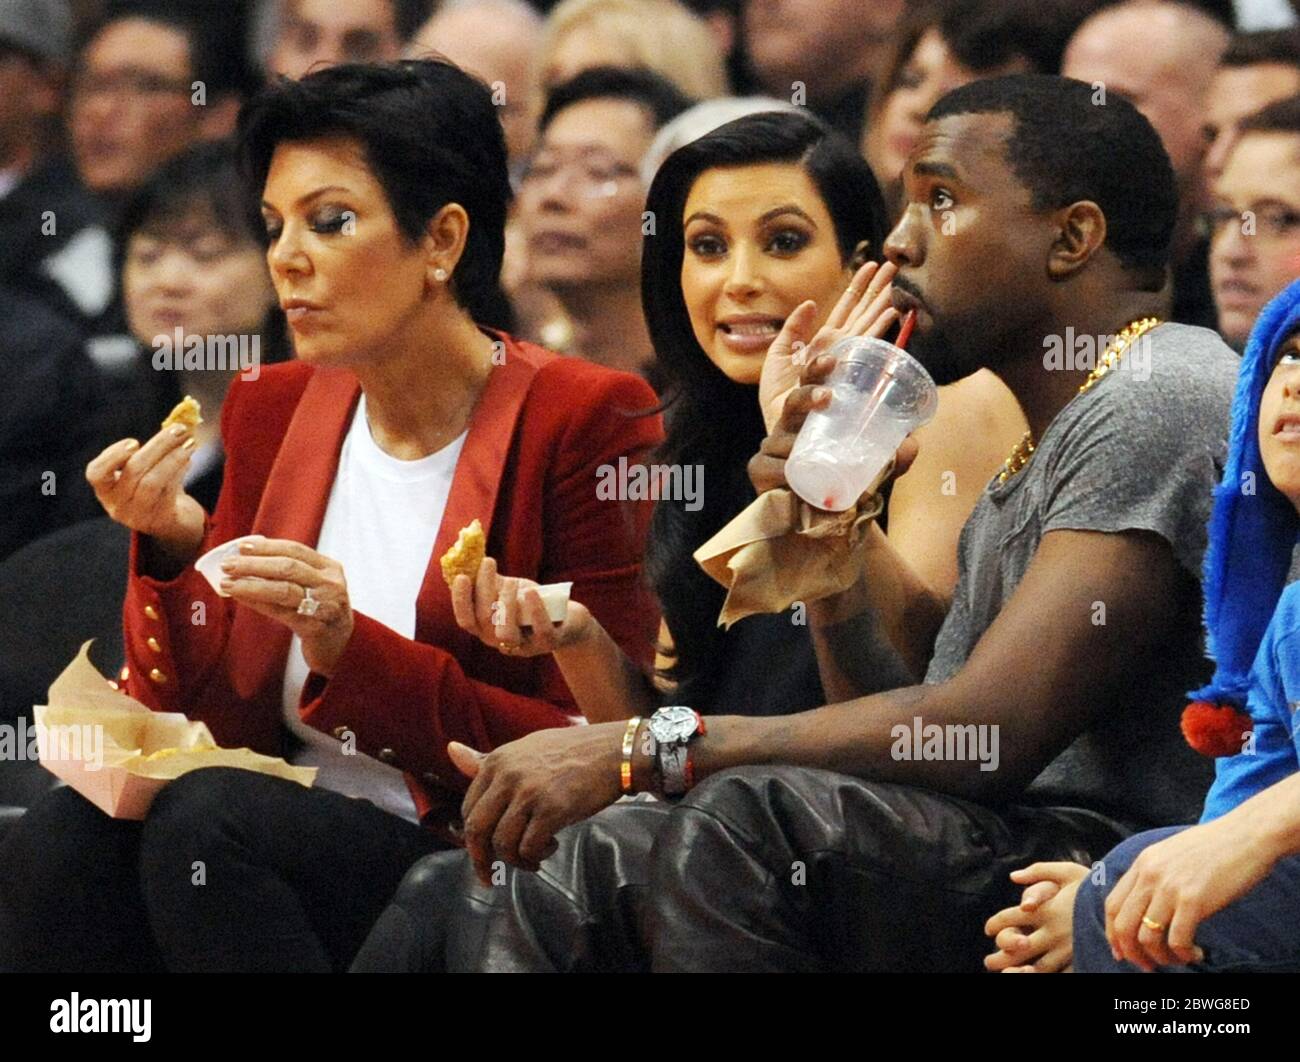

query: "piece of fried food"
left=161, top=395, right=203, bottom=432
left=440, top=518, right=486, bottom=587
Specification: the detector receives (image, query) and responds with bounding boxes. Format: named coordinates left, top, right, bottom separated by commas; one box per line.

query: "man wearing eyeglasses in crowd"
left=514, top=66, right=692, bottom=380
left=68, top=9, right=241, bottom=201
left=1205, top=94, right=1300, bottom=351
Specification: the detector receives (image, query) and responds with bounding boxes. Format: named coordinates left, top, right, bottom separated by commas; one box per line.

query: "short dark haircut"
left=1222, top=28, right=1300, bottom=68
left=538, top=66, right=695, bottom=135
left=641, top=110, right=890, bottom=688
left=118, top=139, right=261, bottom=254
left=238, top=59, right=514, bottom=329
left=87, top=2, right=253, bottom=97
left=941, top=0, right=1114, bottom=77
left=1239, top=92, right=1300, bottom=135
left=928, top=73, right=1177, bottom=273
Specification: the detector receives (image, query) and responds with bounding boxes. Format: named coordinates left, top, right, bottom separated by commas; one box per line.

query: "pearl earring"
left=434, top=267, right=448, bottom=282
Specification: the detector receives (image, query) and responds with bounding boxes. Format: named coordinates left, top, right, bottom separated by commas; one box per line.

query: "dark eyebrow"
left=683, top=205, right=818, bottom=228
left=912, top=159, right=960, bottom=181
left=684, top=210, right=724, bottom=227
left=261, top=185, right=352, bottom=212
left=758, top=204, right=817, bottom=228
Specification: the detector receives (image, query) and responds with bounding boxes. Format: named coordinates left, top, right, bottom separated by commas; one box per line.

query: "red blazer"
left=120, top=332, right=662, bottom=833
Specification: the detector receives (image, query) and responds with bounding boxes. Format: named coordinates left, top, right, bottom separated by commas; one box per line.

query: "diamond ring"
left=296, top=586, right=320, bottom=617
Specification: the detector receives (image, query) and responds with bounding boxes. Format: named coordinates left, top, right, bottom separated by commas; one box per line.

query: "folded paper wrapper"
left=33, top=641, right=316, bottom=820
left=693, top=479, right=887, bottom=629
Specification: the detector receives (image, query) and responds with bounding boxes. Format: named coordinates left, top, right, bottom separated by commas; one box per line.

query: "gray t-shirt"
left=923, top=323, right=1239, bottom=829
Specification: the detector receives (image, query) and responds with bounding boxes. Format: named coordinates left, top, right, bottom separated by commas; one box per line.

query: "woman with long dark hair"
left=450, top=109, right=894, bottom=721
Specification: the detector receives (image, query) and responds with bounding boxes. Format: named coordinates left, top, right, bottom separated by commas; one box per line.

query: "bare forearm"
left=810, top=602, right=919, bottom=701
left=1230, top=772, right=1300, bottom=862
left=690, top=681, right=1010, bottom=802
left=809, top=523, right=948, bottom=692
left=553, top=618, right=659, bottom=724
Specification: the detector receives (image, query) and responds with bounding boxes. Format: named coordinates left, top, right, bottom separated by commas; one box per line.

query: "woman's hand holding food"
left=450, top=556, right=595, bottom=657
left=86, top=425, right=207, bottom=566
left=217, top=537, right=355, bottom=676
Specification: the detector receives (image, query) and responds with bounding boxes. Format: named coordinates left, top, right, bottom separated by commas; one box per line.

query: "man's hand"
left=449, top=722, right=628, bottom=884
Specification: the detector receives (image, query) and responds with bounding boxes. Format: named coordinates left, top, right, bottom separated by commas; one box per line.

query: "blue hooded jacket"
left=1195, top=279, right=1300, bottom=822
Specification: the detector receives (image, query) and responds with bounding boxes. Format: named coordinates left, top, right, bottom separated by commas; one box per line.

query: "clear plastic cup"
left=785, top=335, right=938, bottom=512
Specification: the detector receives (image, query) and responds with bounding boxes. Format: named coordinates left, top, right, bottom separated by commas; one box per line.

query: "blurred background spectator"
left=740, top=0, right=903, bottom=143
left=863, top=0, right=1110, bottom=217
left=1206, top=94, right=1300, bottom=348
left=406, top=0, right=543, bottom=170
left=1063, top=1, right=1232, bottom=328
left=116, top=140, right=287, bottom=506
left=515, top=66, right=691, bottom=377
left=532, top=0, right=727, bottom=107
left=261, top=0, right=431, bottom=80
left=0, top=0, right=109, bottom=328
left=1203, top=29, right=1300, bottom=195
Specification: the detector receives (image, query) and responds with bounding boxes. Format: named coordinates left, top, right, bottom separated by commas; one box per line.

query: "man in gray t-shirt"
left=926, top=322, right=1237, bottom=828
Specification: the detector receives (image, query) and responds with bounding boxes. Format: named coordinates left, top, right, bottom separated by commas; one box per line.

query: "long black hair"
left=641, top=110, right=890, bottom=688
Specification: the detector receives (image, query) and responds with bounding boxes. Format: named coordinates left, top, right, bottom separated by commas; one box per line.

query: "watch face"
left=650, top=705, right=698, bottom=744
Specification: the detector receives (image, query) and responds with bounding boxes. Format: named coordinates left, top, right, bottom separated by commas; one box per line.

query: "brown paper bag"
left=33, top=641, right=316, bottom=819
left=693, top=487, right=884, bottom=628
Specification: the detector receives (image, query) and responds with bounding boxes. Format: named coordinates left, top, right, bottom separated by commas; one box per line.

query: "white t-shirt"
left=281, top=395, right=467, bottom=823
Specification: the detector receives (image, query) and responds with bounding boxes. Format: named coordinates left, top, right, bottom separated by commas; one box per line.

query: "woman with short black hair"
left=0, top=59, right=661, bottom=972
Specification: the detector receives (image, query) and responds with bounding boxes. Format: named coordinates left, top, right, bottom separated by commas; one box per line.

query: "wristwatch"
left=647, top=705, right=706, bottom=796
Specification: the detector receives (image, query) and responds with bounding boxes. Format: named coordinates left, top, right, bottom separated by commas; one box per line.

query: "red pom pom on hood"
left=1181, top=700, right=1253, bottom=757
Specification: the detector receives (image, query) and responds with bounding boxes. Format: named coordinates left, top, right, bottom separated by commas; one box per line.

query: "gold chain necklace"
left=996, top=317, right=1161, bottom=485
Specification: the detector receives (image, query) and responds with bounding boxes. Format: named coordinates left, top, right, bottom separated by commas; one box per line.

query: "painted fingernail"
left=170, top=424, right=187, bottom=438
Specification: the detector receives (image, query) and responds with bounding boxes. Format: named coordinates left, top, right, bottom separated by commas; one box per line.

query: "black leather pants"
left=354, top=767, right=1129, bottom=973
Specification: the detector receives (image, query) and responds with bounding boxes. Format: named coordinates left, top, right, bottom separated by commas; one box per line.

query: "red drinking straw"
left=895, top=309, right=917, bottom=351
